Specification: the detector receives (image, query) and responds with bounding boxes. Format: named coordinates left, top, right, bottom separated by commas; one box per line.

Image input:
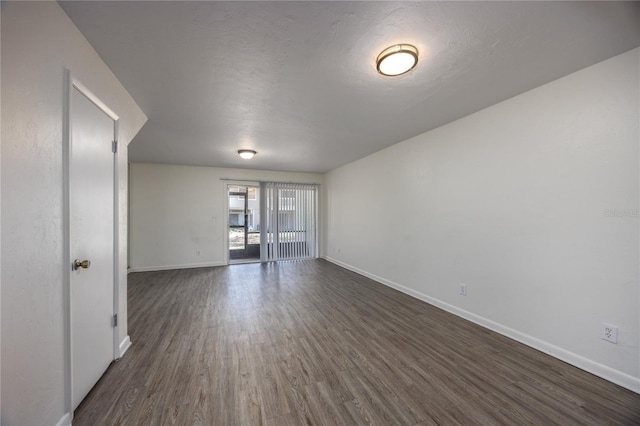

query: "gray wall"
left=129, top=163, right=322, bottom=271
left=1, top=2, right=146, bottom=424
left=324, top=48, right=640, bottom=392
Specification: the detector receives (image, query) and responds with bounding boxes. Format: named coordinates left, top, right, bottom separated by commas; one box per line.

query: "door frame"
left=62, top=70, right=121, bottom=418
left=228, top=187, right=249, bottom=258
left=223, top=180, right=260, bottom=264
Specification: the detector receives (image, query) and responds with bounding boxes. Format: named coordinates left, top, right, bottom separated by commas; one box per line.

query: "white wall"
left=324, top=48, right=639, bottom=392
left=1, top=2, right=146, bottom=425
left=129, top=162, right=323, bottom=271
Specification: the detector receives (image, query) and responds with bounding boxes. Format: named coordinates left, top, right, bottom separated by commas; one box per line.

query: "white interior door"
left=70, top=87, right=115, bottom=410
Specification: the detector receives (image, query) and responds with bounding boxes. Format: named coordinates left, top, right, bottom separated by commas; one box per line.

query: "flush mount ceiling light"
left=376, top=44, right=419, bottom=76
left=238, top=149, right=257, bottom=160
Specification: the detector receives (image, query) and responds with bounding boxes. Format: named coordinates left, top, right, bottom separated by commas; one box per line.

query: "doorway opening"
left=228, top=185, right=260, bottom=263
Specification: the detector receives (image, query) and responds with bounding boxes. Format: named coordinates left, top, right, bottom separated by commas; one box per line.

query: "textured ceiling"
left=59, top=1, right=640, bottom=173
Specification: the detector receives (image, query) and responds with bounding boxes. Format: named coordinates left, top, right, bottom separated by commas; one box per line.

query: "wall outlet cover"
left=601, top=323, right=618, bottom=344
left=459, top=283, right=467, bottom=296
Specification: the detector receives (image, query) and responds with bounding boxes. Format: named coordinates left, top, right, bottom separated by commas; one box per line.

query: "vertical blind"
left=261, top=182, right=317, bottom=261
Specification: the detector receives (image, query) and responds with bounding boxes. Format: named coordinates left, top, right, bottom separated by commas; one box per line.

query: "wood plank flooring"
left=74, top=259, right=640, bottom=425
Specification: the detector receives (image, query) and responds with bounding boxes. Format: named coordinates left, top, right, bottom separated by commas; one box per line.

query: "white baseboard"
left=56, top=412, right=72, bottom=426
left=119, top=335, right=132, bottom=358
left=128, top=261, right=226, bottom=273
left=322, top=256, right=640, bottom=394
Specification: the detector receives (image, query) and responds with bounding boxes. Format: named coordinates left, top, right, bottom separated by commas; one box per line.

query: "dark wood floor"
left=74, top=259, right=640, bottom=425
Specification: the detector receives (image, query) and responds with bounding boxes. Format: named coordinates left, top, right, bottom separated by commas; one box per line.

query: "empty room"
left=2, top=1, right=640, bottom=425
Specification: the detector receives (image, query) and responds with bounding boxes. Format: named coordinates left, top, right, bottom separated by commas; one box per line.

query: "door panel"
left=70, top=87, right=115, bottom=409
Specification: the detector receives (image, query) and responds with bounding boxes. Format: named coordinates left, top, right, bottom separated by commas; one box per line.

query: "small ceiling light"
left=376, top=44, right=418, bottom=76
left=238, top=149, right=256, bottom=160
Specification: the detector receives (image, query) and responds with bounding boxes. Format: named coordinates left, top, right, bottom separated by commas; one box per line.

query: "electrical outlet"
left=459, top=283, right=467, bottom=296
left=601, top=323, right=618, bottom=344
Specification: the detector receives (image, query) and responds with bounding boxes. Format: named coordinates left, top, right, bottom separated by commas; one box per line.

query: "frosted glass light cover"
left=238, top=149, right=256, bottom=159
left=376, top=44, right=418, bottom=76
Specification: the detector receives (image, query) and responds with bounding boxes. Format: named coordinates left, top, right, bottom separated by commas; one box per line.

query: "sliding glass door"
left=227, top=182, right=317, bottom=263
left=228, top=185, right=260, bottom=262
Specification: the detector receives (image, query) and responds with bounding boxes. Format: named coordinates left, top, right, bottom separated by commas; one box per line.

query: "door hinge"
left=113, top=313, right=118, bottom=327
left=112, top=140, right=118, bottom=153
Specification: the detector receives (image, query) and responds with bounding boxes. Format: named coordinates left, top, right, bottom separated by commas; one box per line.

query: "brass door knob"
left=73, top=259, right=91, bottom=270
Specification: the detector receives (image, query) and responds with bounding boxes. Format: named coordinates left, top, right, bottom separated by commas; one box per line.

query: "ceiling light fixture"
left=238, top=149, right=257, bottom=160
left=376, top=44, right=418, bottom=76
